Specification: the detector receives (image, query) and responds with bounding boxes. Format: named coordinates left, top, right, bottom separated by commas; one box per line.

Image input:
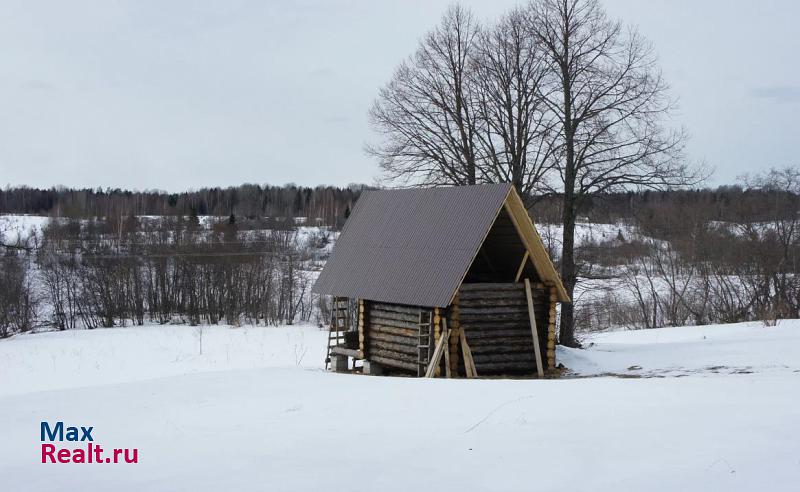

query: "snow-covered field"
left=1, top=322, right=799, bottom=491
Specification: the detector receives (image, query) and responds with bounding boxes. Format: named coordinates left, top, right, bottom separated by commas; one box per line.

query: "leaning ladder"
left=325, top=297, right=349, bottom=370
left=417, top=310, right=434, bottom=376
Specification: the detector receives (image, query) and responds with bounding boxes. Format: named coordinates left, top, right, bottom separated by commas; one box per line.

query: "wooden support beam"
left=514, top=251, right=530, bottom=282
left=425, top=327, right=450, bottom=378
left=524, top=278, right=545, bottom=378
left=459, top=330, right=478, bottom=378
left=442, top=318, right=451, bottom=378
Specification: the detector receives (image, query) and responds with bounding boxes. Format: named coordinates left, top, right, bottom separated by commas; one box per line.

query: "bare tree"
left=369, top=4, right=481, bottom=187
left=472, top=8, right=558, bottom=195
left=369, top=5, right=561, bottom=197
left=528, top=0, right=698, bottom=345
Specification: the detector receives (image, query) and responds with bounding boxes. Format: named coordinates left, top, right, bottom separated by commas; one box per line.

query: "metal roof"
left=312, top=183, right=569, bottom=307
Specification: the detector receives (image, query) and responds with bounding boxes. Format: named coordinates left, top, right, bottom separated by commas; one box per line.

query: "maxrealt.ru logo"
left=40, top=422, right=139, bottom=464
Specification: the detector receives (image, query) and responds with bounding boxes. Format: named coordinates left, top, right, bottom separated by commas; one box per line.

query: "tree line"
left=568, top=168, right=800, bottom=334
left=0, top=183, right=364, bottom=228
left=0, top=213, right=333, bottom=337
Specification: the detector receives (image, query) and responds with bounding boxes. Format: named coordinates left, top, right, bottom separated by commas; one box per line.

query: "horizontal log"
left=330, top=346, right=361, bottom=358
left=459, top=306, right=530, bottom=316
left=467, top=337, right=534, bottom=348
left=460, top=320, right=528, bottom=329
left=459, top=283, right=525, bottom=292
left=369, top=356, right=417, bottom=372
left=369, top=331, right=417, bottom=346
left=470, top=343, right=536, bottom=355
left=368, top=339, right=418, bottom=356
left=475, top=361, right=538, bottom=373
left=458, top=291, right=527, bottom=301
left=458, top=298, right=528, bottom=307
left=467, top=336, right=534, bottom=347
left=473, top=352, right=536, bottom=363
left=369, top=309, right=419, bottom=324
left=369, top=348, right=418, bottom=364
left=371, top=303, right=423, bottom=316
left=459, top=312, right=530, bottom=322
left=463, top=330, right=534, bottom=341
left=369, top=313, right=419, bottom=330
left=369, top=323, right=418, bottom=338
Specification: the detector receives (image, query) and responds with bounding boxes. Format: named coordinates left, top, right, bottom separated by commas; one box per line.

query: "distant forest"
left=0, top=184, right=366, bottom=228
left=2, top=183, right=796, bottom=228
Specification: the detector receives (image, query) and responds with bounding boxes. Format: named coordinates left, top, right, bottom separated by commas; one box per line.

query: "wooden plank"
left=459, top=330, right=478, bottom=378
left=514, top=251, right=530, bottom=282
left=424, top=327, right=449, bottom=378
left=442, top=319, right=451, bottom=378
left=525, top=278, right=545, bottom=378
left=330, top=346, right=360, bottom=358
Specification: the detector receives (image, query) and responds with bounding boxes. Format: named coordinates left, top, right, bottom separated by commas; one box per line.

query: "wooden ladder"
left=417, top=310, right=433, bottom=376
left=325, top=297, right=349, bottom=370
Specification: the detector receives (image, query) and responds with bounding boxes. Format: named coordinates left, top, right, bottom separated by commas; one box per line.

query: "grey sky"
left=0, top=0, right=797, bottom=191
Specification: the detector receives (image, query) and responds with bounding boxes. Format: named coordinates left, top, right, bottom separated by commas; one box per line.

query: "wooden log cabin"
left=312, top=183, right=570, bottom=378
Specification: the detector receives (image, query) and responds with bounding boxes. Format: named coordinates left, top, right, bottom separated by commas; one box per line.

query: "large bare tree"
left=370, top=0, right=700, bottom=346
left=368, top=4, right=482, bottom=186
left=471, top=8, right=558, bottom=195
left=529, top=0, right=697, bottom=346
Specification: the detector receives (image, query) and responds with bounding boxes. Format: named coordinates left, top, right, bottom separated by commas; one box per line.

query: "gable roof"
left=312, top=183, right=569, bottom=307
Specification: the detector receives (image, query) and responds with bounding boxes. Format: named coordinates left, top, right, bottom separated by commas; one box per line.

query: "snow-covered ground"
left=1, top=322, right=799, bottom=491
left=0, top=324, right=321, bottom=397
left=0, top=213, right=48, bottom=242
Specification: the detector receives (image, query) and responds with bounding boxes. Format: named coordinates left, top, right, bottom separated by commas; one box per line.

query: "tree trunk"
left=558, top=29, right=580, bottom=347
left=559, top=197, right=579, bottom=347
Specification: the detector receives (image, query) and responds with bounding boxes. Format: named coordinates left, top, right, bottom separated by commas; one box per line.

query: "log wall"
left=365, top=301, right=423, bottom=373
left=456, top=282, right=551, bottom=376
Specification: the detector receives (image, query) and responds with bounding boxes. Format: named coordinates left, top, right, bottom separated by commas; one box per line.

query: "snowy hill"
left=1, top=321, right=799, bottom=491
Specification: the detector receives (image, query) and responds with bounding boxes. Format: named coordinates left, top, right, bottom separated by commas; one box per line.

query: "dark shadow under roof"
left=313, top=183, right=513, bottom=307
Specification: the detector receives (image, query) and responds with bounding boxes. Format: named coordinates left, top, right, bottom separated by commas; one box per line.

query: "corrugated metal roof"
left=313, top=183, right=513, bottom=307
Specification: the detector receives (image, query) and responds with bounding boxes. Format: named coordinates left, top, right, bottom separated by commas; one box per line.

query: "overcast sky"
left=0, top=0, right=797, bottom=191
